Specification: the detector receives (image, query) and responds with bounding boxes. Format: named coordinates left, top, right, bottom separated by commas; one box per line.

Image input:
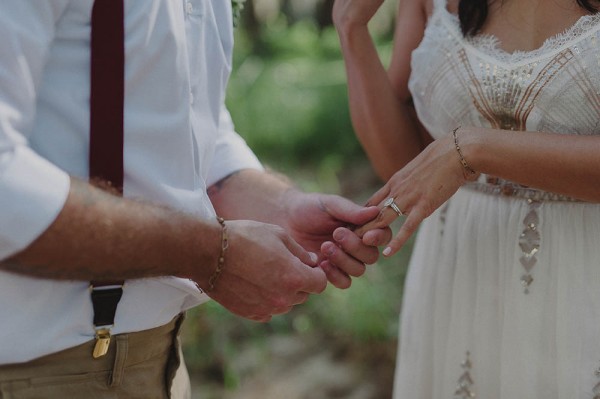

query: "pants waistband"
left=0, top=314, right=185, bottom=382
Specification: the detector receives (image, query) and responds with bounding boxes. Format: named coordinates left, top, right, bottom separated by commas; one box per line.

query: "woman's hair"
left=459, top=0, right=599, bottom=36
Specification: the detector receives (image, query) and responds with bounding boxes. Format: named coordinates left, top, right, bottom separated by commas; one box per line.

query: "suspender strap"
left=89, top=0, right=126, bottom=358
left=89, top=0, right=125, bottom=192
left=91, top=287, right=124, bottom=327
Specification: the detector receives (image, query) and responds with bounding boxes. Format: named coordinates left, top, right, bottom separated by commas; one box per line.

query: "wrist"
left=278, top=187, right=305, bottom=231
left=180, top=217, right=224, bottom=289
left=451, top=126, right=477, bottom=177
left=457, top=126, right=486, bottom=174
left=335, top=21, right=370, bottom=48
left=206, top=217, right=228, bottom=292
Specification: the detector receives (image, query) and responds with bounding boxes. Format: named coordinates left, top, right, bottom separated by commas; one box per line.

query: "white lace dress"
left=393, top=0, right=600, bottom=397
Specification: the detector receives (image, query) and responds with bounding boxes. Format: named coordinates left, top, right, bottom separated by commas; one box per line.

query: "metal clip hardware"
left=93, top=328, right=111, bottom=359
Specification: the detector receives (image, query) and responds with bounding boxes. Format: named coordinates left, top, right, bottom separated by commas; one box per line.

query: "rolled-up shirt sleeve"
left=206, top=105, right=264, bottom=186
left=0, top=2, right=71, bottom=260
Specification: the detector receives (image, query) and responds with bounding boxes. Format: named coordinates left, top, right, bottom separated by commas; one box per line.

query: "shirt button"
left=186, top=2, right=193, bottom=14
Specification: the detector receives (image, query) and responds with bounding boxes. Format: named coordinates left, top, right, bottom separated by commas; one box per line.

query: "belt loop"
left=108, top=334, right=128, bottom=387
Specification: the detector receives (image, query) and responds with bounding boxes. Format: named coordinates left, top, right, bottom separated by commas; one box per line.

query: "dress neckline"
left=436, top=5, right=600, bottom=67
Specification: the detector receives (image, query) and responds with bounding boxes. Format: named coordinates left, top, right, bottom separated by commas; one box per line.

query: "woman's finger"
left=365, top=184, right=391, bottom=207
left=354, top=199, right=405, bottom=236
left=382, top=206, right=426, bottom=257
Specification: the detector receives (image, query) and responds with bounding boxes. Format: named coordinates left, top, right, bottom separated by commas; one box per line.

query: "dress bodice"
left=408, top=0, right=600, bottom=139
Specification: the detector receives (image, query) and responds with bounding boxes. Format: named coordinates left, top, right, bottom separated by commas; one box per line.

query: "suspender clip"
left=93, top=327, right=112, bottom=358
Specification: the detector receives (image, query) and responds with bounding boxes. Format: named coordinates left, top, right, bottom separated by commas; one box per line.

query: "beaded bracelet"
left=452, top=126, right=476, bottom=175
left=207, top=216, right=229, bottom=292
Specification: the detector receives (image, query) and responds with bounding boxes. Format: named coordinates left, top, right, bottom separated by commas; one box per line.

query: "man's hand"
left=208, top=169, right=391, bottom=291
left=281, top=190, right=392, bottom=289
left=201, top=220, right=327, bottom=322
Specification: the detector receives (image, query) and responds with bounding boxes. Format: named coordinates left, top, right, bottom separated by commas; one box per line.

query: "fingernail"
left=310, top=252, right=318, bottom=264
left=333, top=229, right=344, bottom=241
left=324, top=244, right=336, bottom=257
left=383, top=247, right=392, bottom=257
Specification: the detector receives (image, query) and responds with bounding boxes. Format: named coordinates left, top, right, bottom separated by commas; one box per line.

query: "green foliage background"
left=182, top=3, right=411, bottom=397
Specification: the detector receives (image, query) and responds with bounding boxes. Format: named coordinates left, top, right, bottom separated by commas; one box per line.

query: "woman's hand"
left=356, top=131, right=479, bottom=256
left=332, top=0, right=385, bottom=31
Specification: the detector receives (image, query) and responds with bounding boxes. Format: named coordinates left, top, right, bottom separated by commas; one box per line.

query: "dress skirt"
left=392, top=185, right=600, bottom=399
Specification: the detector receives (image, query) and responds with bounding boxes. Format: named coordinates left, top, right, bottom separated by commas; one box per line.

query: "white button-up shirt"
left=0, top=0, right=263, bottom=364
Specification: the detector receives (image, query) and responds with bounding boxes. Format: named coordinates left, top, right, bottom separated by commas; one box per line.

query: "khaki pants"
left=0, top=315, right=191, bottom=399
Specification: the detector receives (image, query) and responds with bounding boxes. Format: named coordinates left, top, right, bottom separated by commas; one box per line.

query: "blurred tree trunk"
left=316, top=0, right=334, bottom=30
left=281, top=0, right=297, bottom=24
left=242, top=0, right=260, bottom=41
left=241, top=0, right=272, bottom=55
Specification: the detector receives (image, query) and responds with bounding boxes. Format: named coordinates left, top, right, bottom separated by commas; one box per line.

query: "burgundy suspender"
left=89, top=0, right=125, bottom=358
left=89, top=0, right=125, bottom=192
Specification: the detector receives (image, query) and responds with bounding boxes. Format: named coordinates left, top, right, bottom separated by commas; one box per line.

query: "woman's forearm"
left=462, top=127, right=600, bottom=202
left=336, top=24, right=424, bottom=180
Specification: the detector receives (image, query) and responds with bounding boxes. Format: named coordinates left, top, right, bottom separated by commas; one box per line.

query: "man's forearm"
left=1, top=178, right=221, bottom=283
left=208, top=169, right=297, bottom=228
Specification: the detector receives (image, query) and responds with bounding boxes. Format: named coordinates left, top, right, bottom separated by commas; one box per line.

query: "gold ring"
left=383, top=197, right=404, bottom=217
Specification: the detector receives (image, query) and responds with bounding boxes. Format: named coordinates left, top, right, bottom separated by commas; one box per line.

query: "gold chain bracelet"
left=207, top=216, right=228, bottom=292
left=452, top=126, right=476, bottom=175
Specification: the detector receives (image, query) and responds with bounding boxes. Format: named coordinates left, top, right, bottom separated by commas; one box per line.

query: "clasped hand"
left=355, top=134, right=479, bottom=257
left=207, top=191, right=392, bottom=322
left=206, top=132, right=478, bottom=322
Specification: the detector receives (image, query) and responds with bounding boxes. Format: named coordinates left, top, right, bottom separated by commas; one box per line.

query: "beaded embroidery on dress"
left=409, top=0, right=600, bottom=138
left=393, top=0, right=600, bottom=398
